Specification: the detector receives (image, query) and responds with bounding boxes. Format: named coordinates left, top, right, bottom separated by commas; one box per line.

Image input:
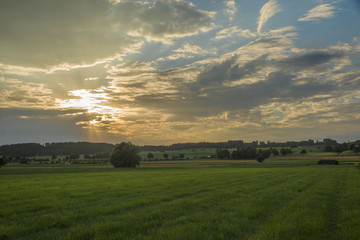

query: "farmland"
left=1, top=158, right=360, bottom=240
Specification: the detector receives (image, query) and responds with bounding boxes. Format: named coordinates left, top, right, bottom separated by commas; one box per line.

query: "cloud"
left=85, top=77, right=99, bottom=81
left=225, top=0, right=237, bottom=21
left=257, top=0, right=282, bottom=33
left=1, top=1, right=359, bottom=145
left=0, top=0, right=214, bottom=69
left=0, top=63, right=46, bottom=76
left=162, top=44, right=217, bottom=60
left=277, top=51, right=345, bottom=70
left=112, top=1, right=215, bottom=43
left=0, top=77, right=56, bottom=108
left=214, top=26, right=257, bottom=40
left=107, top=61, right=157, bottom=77
left=298, top=3, right=337, bottom=22
left=108, top=36, right=359, bottom=125
left=3, top=34, right=359, bottom=144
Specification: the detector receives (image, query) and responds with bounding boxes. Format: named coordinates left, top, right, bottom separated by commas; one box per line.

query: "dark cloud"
left=278, top=51, right=344, bottom=69
left=119, top=46, right=351, bottom=122
left=191, top=70, right=334, bottom=111
left=196, top=56, right=266, bottom=88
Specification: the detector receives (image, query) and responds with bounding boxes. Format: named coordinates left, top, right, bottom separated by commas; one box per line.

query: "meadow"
left=1, top=158, right=360, bottom=240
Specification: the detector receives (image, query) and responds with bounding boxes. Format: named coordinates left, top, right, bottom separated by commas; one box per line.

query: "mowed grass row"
left=1, top=165, right=359, bottom=240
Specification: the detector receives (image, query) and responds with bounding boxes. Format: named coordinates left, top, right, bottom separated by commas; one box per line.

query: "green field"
left=1, top=160, right=360, bottom=240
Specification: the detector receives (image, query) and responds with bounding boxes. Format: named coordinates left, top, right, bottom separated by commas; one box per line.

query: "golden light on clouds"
left=59, top=89, right=112, bottom=114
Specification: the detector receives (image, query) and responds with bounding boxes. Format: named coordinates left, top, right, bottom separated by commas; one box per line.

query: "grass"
left=1, top=160, right=360, bottom=239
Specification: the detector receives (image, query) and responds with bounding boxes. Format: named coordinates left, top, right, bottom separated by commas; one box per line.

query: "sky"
left=0, top=0, right=360, bottom=145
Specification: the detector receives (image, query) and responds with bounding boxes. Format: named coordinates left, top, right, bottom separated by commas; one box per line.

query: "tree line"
left=216, top=147, right=294, bottom=162
left=0, top=142, right=114, bottom=157
left=1, top=139, right=359, bottom=160
left=140, top=138, right=358, bottom=151
left=0, top=152, right=111, bottom=165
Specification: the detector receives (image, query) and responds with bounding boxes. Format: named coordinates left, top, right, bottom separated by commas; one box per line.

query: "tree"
left=349, top=144, right=355, bottom=151
left=163, top=153, right=168, bottom=159
left=324, top=145, right=333, bottom=152
left=354, top=146, right=360, bottom=155
left=110, top=142, right=141, bottom=168
left=256, top=155, right=265, bottom=163
left=256, top=149, right=271, bottom=163
left=179, top=153, right=185, bottom=159
left=272, top=149, right=279, bottom=157
left=216, top=148, right=230, bottom=159
left=0, top=157, right=6, bottom=168
left=280, top=148, right=288, bottom=156
left=334, top=145, right=343, bottom=155
left=300, top=149, right=307, bottom=155
left=147, top=152, right=154, bottom=159
left=323, top=138, right=337, bottom=145
left=231, top=147, right=257, bottom=160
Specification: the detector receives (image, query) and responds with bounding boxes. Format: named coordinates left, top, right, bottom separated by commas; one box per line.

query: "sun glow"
left=59, top=89, right=114, bottom=114
left=58, top=89, right=126, bottom=134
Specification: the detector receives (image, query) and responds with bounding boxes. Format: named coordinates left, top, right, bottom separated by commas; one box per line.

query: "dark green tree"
left=147, top=152, right=154, bottom=159
left=349, top=144, right=355, bottom=151
left=334, top=145, right=343, bottom=155
left=256, top=149, right=271, bottom=163
left=216, top=148, right=230, bottom=159
left=256, top=155, right=265, bottom=163
left=280, top=148, right=288, bottom=156
left=324, top=145, right=333, bottom=152
left=300, top=149, right=307, bottom=155
left=272, top=149, right=279, bottom=157
left=179, top=153, right=185, bottom=159
left=354, top=146, right=360, bottom=155
left=163, top=153, right=168, bottom=159
left=0, top=157, right=7, bottom=168
left=110, top=142, right=141, bottom=168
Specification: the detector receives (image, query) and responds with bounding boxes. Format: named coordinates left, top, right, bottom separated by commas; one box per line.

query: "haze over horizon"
left=1, top=0, right=360, bottom=145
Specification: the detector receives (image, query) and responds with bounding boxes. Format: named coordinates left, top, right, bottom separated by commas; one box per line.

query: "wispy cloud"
left=160, top=44, right=216, bottom=61
left=0, top=63, right=46, bottom=76
left=0, top=77, right=55, bottom=108
left=298, top=3, right=337, bottom=22
left=257, top=0, right=282, bottom=33
left=214, top=26, right=257, bottom=40
left=225, top=0, right=237, bottom=21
